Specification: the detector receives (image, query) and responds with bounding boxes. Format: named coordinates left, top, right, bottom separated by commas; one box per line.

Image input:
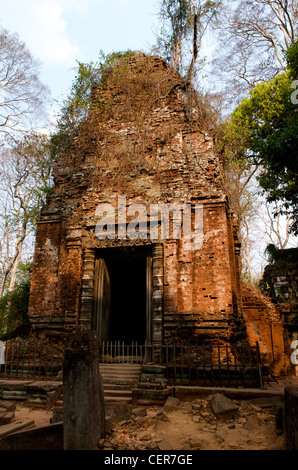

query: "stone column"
left=152, top=243, right=164, bottom=345
left=79, top=249, right=96, bottom=330
left=63, top=329, right=105, bottom=450
left=284, top=386, right=298, bottom=450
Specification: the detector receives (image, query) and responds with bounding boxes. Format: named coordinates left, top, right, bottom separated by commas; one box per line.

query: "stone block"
left=0, top=411, right=15, bottom=425
left=210, top=393, right=238, bottom=417
left=105, top=402, right=131, bottom=424
left=284, top=386, right=298, bottom=450
left=132, top=407, right=147, bottom=418
left=164, top=396, right=180, bottom=410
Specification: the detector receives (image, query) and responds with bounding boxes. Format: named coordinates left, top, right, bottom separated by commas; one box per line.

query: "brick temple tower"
left=27, top=54, right=260, bottom=349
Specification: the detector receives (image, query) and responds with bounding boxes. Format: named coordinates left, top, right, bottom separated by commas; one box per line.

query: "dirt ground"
left=13, top=405, right=53, bottom=428
left=102, top=398, right=284, bottom=451
left=13, top=394, right=285, bottom=451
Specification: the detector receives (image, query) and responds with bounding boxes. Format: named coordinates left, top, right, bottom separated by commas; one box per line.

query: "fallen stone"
left=140, top=432, right=152, bottom=441
left=0, top=401, right=16, bottom=412
left=242, top=414, right=262, bottom=430
left=192, top=416, right=200, bottom=423
left=105, top=416, right=113, bottom=434
left=132, top=407, right=147, bottom=418
left=0, top=411, right=15, bottom=425
left=210, top=394, right=238, bottom=417
left=164, top=396, right=180, bottom=410
left=51, top=407, right=63, bottom=424
left=147, top=440, right=159, bottom=450
left=192, top=403, right=201, bottom=411
left=97, top=439, right=105, bottom=449
left=105, top=402, right=131, bottom=424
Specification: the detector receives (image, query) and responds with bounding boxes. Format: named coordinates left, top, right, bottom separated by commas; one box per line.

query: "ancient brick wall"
left=27, top=53, right=286, bottom=367
left=241, top=282, right=287, bottom=375
left=261, top=248, right=298, bottom=375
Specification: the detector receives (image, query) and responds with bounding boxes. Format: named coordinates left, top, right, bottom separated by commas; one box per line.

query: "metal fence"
left=0, top=337, right=266, bottom=388
left=0, top=338, right=63, bottom=380
left=99, top=340, right=146, bottom=364
left=99, top=339, right=265, bottom=388
left=143, top=341, right=265, bottom=388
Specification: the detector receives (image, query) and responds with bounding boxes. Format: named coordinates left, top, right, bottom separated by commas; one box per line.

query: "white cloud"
left=33, top=2, right=80, bottom=65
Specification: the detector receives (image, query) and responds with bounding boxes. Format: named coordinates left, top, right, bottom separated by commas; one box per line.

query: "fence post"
left=63, top=328, right=105, bottom=450
left=256, top=342, right=264, bottom=389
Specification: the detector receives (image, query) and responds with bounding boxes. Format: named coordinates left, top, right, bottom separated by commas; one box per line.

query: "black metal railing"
left=99, top=340, right=145, bottom=363
left=0, top=338, right=63, bottom=380
left=98, top=339, right=266, bottom=388
left=142, top=341, right=264, bottom=388
left=0, top=337, right=266, bottom=388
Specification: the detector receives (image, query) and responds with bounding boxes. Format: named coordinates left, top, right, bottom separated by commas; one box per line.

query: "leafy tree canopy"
left=50, top=50, right=137, bottom=158
left=0, top=262, right=31, bottom=340
left=221, top=42, right=298, bottom=235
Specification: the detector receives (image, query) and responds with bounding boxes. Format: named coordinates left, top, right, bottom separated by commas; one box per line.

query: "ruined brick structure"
left=27, top=54, right=286, bottom=368
left=261, top=248, right=298, bottom=375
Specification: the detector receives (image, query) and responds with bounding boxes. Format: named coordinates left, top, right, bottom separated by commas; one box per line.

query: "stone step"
left=52, top=364, right=141, bottom=406
left=99, top=363, right=142, bottom=368
left=99, top=367, right=141, bottom=374
left=104, top=396, right=132, bottom=403
left=100, top=368, right=141, bottom=374
left=102, top=383, right=133, bottom=391
left=101, top=376, right=139, bottom=382
left=99, top=363, right=141, bottom=404
left=103, top=389, right=132, bottom=398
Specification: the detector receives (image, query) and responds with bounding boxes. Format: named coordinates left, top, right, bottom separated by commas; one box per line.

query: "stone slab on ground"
left=174, top=385, right=285, bottom=401
left=0, top=422, right=63, bottom=450
left=0, top=420, right=35, bottom=438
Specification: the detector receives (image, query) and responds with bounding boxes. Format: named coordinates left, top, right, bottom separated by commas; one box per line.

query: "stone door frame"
left=79, top=243, right=164, bottom=345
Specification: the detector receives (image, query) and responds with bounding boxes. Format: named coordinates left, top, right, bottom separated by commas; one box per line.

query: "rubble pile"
left=99, top=394, right=284, bottom=451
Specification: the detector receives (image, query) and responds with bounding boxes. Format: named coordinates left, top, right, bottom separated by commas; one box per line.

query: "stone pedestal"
left=284, top=386, right=298, bottom=450
left=63, top=329, right=105, bottom=450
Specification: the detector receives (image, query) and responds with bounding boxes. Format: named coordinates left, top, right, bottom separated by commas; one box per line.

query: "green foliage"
left=287, top=40, right=298, bottom=79
left=264, top=243, right=279, bottom=264
left=0, top=279, right=31, bottom=340
left=222, top=70, right=298, bottom=234
left=50, top=50, right=138, bottom=158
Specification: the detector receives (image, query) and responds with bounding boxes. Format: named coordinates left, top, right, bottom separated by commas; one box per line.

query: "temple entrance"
left=93, top=246, right=152, bottom=344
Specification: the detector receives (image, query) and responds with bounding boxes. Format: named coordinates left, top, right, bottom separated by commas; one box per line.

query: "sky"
left=0, top=0, right=160, bottom=120
left=1, top=1, right=296, bottom=270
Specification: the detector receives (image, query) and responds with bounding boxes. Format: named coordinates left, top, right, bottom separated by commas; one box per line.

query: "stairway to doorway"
left=99, top=363, right=142, bottom=403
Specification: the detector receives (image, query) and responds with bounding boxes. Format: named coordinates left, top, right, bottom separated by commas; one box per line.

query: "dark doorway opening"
left=94, top=246, right=151, bottom=343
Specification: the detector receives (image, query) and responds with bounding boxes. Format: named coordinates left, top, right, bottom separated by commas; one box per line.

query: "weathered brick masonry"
left=28, top=54, right=287, bottom=369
